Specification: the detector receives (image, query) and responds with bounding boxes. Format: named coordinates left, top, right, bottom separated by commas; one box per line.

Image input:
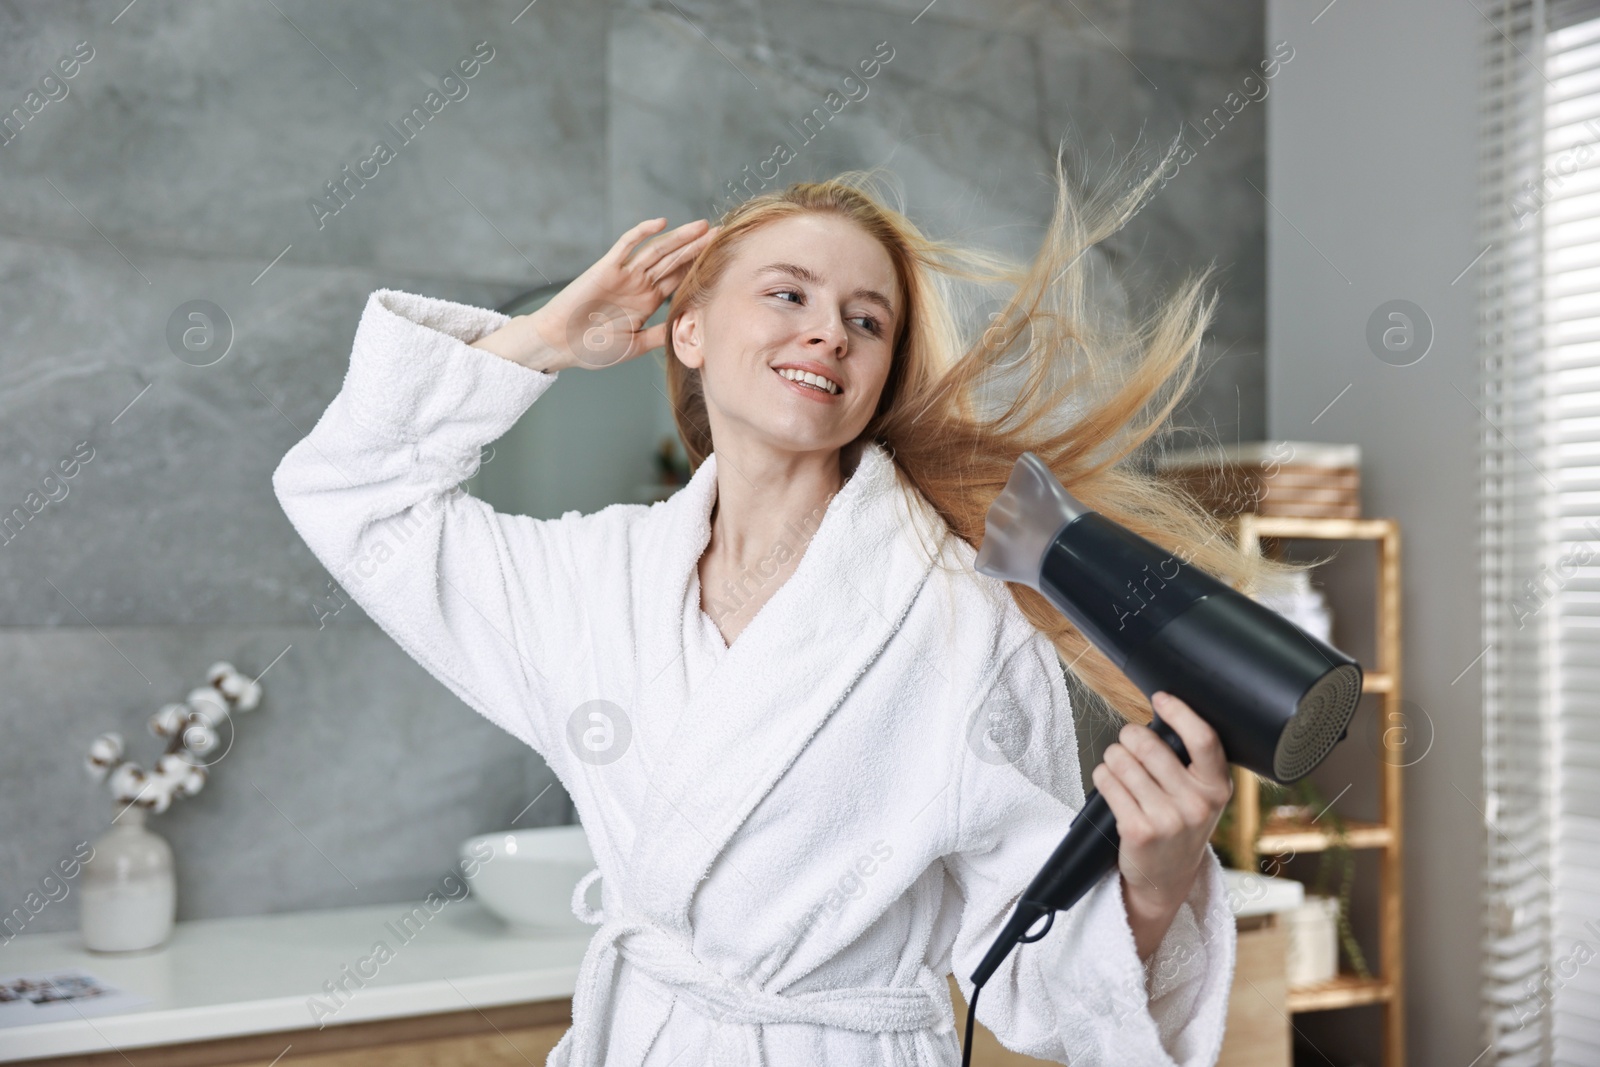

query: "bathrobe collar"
left=629, top=439, right=944, bottom=936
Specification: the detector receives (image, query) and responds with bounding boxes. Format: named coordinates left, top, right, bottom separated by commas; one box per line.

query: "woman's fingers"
left=1120, top=718, right=1228, bottom=827
left=605, top=217, right=670, bottom=267
left=632, top=320, right=670, bottom=356
left=513, top=217, right=720, bottom=373
left=1117, top=720, right=1190, bottom=793
left=1152, top=691, right=1229, bottom=785
left=1092, top=761, right=1145, bottom=831
left=1091, top=764, right=1162, bottom=891
left=649, top=224, right=720, bottom=292
left=624, top=218, right=715, bottom=278
left=1100, top=739, right=1169, bottom=825
left=1107, top=720, right=1228, bottom=834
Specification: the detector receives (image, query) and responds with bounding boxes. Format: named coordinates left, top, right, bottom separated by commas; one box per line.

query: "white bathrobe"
left=271, top=289, right=1237, bottom=1067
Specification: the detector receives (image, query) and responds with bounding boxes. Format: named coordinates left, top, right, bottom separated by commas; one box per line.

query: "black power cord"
left=959, top=906, right=1055, bottom=1067
left=961, top=984, right=982, bottom=1067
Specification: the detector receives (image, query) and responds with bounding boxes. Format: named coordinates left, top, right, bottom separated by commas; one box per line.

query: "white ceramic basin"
left=461, top=824, right=596, bottom=933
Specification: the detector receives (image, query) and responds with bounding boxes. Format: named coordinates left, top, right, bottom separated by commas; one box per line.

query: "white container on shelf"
left=79, top=803, right=176, bottom=953
left=1284, top=893, right=1340, bottom=987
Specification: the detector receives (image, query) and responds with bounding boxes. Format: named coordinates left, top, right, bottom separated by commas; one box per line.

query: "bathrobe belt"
left=563, top=867, right=951, bottom=1067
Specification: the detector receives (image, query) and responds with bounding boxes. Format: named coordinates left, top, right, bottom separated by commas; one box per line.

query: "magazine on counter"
left=0, top=969, right=151, bottom=1027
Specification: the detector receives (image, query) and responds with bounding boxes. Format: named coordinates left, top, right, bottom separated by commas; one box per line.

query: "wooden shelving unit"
left=1221, top=514, right=1404, bottom=1067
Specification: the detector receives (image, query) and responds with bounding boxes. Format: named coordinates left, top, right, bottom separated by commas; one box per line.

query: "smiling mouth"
left=773, top=366, right=843, bottom=396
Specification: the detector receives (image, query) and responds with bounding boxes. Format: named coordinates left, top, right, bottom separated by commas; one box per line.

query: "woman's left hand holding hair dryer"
left=1092, top=691, right=1235, bottom=961
left=471, top=216, right=720, bottom=374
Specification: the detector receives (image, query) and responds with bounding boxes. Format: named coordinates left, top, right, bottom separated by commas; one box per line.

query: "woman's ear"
left=671, top=309, right=704, bottom=370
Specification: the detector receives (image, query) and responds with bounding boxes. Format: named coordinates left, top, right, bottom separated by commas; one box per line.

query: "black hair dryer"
left=967, top=451, right=1364, bottom=992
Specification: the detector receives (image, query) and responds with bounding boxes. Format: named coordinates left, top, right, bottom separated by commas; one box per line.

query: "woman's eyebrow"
left=754, top=262, right=896, bottom=318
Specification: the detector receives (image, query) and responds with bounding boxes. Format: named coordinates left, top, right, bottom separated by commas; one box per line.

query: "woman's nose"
left=807, top=317, right=848, bottom=352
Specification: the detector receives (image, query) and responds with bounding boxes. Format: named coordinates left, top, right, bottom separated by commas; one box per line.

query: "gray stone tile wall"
left=0, top=0, right=1263, bottom=931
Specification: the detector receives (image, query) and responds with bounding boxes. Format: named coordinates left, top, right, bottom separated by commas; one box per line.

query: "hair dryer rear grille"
left=1274, top=664, right=1364, bottom=781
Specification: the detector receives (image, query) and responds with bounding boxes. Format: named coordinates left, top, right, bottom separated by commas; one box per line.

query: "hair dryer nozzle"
left=974, top=452, right=1092, bottom=588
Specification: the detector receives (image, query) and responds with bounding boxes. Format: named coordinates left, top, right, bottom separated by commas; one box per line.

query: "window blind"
left=1481, top=1, right=1600, bottom=1063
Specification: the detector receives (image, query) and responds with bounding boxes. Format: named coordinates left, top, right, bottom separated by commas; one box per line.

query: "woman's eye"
left=771, top=289, right=882, bottom=336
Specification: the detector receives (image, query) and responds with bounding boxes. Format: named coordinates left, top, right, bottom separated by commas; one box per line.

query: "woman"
left=273, top=144, right=1299, bottom=1066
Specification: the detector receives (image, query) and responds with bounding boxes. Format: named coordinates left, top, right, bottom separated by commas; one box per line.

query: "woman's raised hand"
left=471, top=217, right=721, bottom=373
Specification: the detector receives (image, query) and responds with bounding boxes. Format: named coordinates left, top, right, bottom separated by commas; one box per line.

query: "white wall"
left=1266, top=0, right=1485, bottom=1062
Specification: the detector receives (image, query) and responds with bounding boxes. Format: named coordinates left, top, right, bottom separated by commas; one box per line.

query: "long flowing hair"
left=662, top=140, right=1312, bottom=728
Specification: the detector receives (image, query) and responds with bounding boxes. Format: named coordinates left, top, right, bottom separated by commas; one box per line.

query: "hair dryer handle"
left=1031, top=711, right=1192, bottom=914
left=969, top=712, right=1193, bottom=988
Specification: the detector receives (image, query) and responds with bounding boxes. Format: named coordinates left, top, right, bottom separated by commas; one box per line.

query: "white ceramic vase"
left=79, top=803, right=176, bottom=953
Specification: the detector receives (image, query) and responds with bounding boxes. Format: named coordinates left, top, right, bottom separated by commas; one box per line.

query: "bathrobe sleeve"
left=271, top=288, right=579, bottom=765
left=940, top=635, right=1236, bottom=1066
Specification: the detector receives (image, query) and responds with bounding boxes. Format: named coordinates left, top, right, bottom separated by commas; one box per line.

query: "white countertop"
left=0, top=871, right=1305, bottom=1062
left=0, top=899, right=590, bottom=1063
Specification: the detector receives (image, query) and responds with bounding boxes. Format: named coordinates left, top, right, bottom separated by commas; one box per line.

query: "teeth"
left=776, top=367, right=840, bottom=395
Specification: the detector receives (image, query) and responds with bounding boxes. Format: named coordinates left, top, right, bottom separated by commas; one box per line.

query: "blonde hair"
left=663, top=140, right=1311, bottom=728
